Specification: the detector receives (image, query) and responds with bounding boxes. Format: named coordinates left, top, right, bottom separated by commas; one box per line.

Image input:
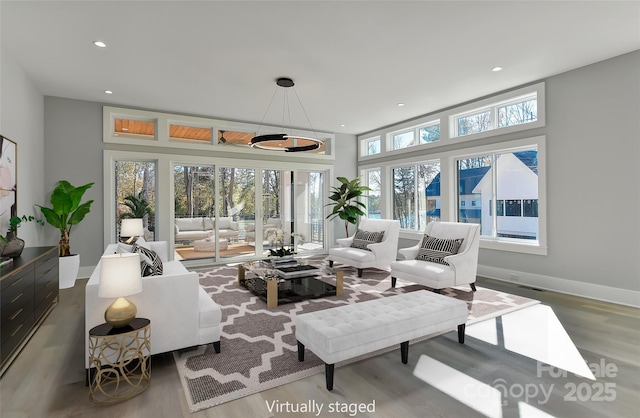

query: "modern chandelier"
left=250, top=78, right=323, bottom=152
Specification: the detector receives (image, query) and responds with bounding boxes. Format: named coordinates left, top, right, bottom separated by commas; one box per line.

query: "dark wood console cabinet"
left=1, top=247, right=58, bottom=376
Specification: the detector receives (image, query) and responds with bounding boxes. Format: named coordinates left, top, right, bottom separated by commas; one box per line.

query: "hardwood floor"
left=1, top=276, right=638, bottom=417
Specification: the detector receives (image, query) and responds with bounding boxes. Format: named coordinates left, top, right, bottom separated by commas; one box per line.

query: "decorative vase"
left=1, top=232, right=25, bottom=258
left=59, top=254, right=80, bottom=289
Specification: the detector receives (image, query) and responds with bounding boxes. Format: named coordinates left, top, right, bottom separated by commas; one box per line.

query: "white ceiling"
left=2, top=1, right=639, bottom=135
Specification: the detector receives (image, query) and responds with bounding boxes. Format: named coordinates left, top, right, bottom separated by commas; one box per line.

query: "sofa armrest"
left=85, top=262, right=199, bottom=368
left=336, top=237, right=354, bottom=247
left=399, top=244, right=420, bottom=260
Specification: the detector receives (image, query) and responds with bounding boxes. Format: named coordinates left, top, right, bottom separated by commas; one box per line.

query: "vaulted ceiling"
left=2, top=1, right=639, bottom=135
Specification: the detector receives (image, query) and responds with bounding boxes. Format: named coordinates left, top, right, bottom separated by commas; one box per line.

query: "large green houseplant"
left=326, top=176, right=371, bottom=237
left=119, top=191, right=154, bottom=231
left=38, top=180, right=94, bottom=257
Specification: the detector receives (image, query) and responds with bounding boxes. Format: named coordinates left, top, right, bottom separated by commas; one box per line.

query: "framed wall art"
left=0, top=135, right=17, bottom=235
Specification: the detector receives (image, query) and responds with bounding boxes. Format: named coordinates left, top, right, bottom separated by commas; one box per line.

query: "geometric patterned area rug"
left=174, top=261, right=539, bottom=412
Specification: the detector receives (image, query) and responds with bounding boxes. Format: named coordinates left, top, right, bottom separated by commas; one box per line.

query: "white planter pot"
left=59, top=254, right=80, bottom=289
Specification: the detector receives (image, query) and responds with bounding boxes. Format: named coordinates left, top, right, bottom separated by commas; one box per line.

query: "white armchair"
left=389, top=222, right=480, bottom=292
left=328, top=218, right=400, bottom=277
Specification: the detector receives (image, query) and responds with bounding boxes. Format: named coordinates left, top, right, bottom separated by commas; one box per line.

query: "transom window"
left=453, top=93, right=538, bottom=138
left=361, top=136, right=381, bottom=156
left=389, top=120, right=441, bottom=151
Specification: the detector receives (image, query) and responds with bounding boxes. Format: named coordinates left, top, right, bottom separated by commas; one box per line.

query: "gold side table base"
left=88, top=319, right=151, bottom=405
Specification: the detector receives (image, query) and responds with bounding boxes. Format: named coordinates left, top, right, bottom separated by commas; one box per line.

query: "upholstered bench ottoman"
left=295, top=290, right=468, bottom=390
left=193, top=237, right=228, bottom=252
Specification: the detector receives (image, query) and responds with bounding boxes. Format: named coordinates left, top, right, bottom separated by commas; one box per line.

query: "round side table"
left=88, top=318, right=151, bottom=405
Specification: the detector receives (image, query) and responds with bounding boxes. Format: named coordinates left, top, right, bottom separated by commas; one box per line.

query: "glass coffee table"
left=237, top=259, right=344, bottom=308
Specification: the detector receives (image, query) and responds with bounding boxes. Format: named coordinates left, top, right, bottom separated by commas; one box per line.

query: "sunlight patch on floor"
left=465, top=304, right=595, bottom=380
left=518, top=401, right=557, bottom=417
left=413, top=355, right=504, bottom=418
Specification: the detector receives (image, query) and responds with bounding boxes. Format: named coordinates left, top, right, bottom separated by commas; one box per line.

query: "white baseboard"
left=477, top=264, right=640, bottom=308
left=78, top=266, right=94, bottom=280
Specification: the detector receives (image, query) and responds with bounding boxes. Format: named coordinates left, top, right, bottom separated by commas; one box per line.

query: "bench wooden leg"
left=213, top=341, right=221, bottom=353
left=297, top=341, right=305, bottom=361
left=400, top=341, right=409, bottom=364
left=325, top=363, right=335, bottom=391
left=470, top=283, right=477, bottom=292
left=329, top=260, right=334, bottom=267
left=357, top=268, right=363, bottom=278
left=458, top=324, right=466, bottom=344
left=391, top=277, right=397, bottom=287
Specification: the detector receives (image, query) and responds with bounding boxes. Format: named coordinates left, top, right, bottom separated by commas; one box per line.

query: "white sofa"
left=85, top=240, right=221, bottom=369
left=245, top=217, right=283, bottom=243
left=174, top=216, right=239, bottom=241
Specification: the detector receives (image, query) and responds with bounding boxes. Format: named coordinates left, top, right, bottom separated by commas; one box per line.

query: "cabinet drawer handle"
left=10, top=308, right=23, bottom=320
left=9, top=277, right=23, bottom=287
left=10, top=324, right=23, bottom=337
left=46, top=291, right=53, bottom=299
left=11, top=293, right=23, bottom=303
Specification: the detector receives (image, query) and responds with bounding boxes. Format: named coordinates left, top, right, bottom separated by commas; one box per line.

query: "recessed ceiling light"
left=492, top=66, right=503, bottom=72
left=93, top=41, right=107, bottom=48
left=104, top=90, right=113, bottom=94
left=397, top=103, right=405, bottom=107
left=340, top=124, right=346, bottom=128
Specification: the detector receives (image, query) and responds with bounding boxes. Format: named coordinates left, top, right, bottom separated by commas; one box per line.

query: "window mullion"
left=491, top=153, right=498, bottom=238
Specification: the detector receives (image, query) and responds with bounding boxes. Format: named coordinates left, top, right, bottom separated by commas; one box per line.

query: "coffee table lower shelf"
left=237, top=265, right=343, bottom=308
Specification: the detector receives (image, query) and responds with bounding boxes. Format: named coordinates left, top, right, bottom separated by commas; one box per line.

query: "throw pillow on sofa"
left=132, top=243, right=163, bottom=276
left=116, top=236, right=147, bottom=255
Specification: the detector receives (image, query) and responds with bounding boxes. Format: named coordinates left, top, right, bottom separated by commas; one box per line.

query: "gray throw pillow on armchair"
left=350, top=229, right=385, bottom=251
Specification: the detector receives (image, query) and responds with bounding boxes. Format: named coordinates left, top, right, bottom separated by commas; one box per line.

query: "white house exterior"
left=473, top=152, right=539, bottom=240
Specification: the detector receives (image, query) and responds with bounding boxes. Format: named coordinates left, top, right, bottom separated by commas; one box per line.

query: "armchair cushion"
left=350, top=229, right=385, bottom=251
left=416, top=235, right=464, bottom=265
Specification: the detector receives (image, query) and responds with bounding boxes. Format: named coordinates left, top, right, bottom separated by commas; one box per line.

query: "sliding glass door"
left=114, top=160, right=157, bottom=241
left=218, top=167, right=256, bottom=260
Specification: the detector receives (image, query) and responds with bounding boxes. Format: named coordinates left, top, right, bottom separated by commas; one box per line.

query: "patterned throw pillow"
left=132, top=243, right=163, bottom=276
left=350, top=229, right=385, bottom=251
left=415, top=235, right=464, bottom=265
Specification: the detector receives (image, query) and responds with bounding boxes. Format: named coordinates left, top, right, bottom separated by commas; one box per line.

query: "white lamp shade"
left=120, top=218, right=144, bottom=238
left=98, top=253, right=143, bottom=298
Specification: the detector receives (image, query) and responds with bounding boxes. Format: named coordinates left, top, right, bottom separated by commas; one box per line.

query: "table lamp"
left=98, top=253, right=143, bottom=328
left=120, top=218, right=144, bottom=244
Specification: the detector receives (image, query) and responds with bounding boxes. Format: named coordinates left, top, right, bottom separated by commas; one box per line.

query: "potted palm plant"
left=38, top=180, right=94, bottom=289
left=326, top=176, right=371, bottom=237
left=119, top=191, right=154, bottom=235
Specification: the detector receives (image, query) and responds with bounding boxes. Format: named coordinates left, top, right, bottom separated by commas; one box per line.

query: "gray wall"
left=0, top=45, right=46, bottom=246
left=331, top=133, right=359, bottom=240
left=479, top=51, right=639, bottom=293
left=43, top=97, right=105, bottom=270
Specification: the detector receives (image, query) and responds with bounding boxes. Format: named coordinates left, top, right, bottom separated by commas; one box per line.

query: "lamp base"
left=105, top=297, right=137, bottom=328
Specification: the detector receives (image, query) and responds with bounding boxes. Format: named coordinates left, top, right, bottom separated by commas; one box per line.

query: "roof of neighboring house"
left=425, top=150, right=538, bottom=196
